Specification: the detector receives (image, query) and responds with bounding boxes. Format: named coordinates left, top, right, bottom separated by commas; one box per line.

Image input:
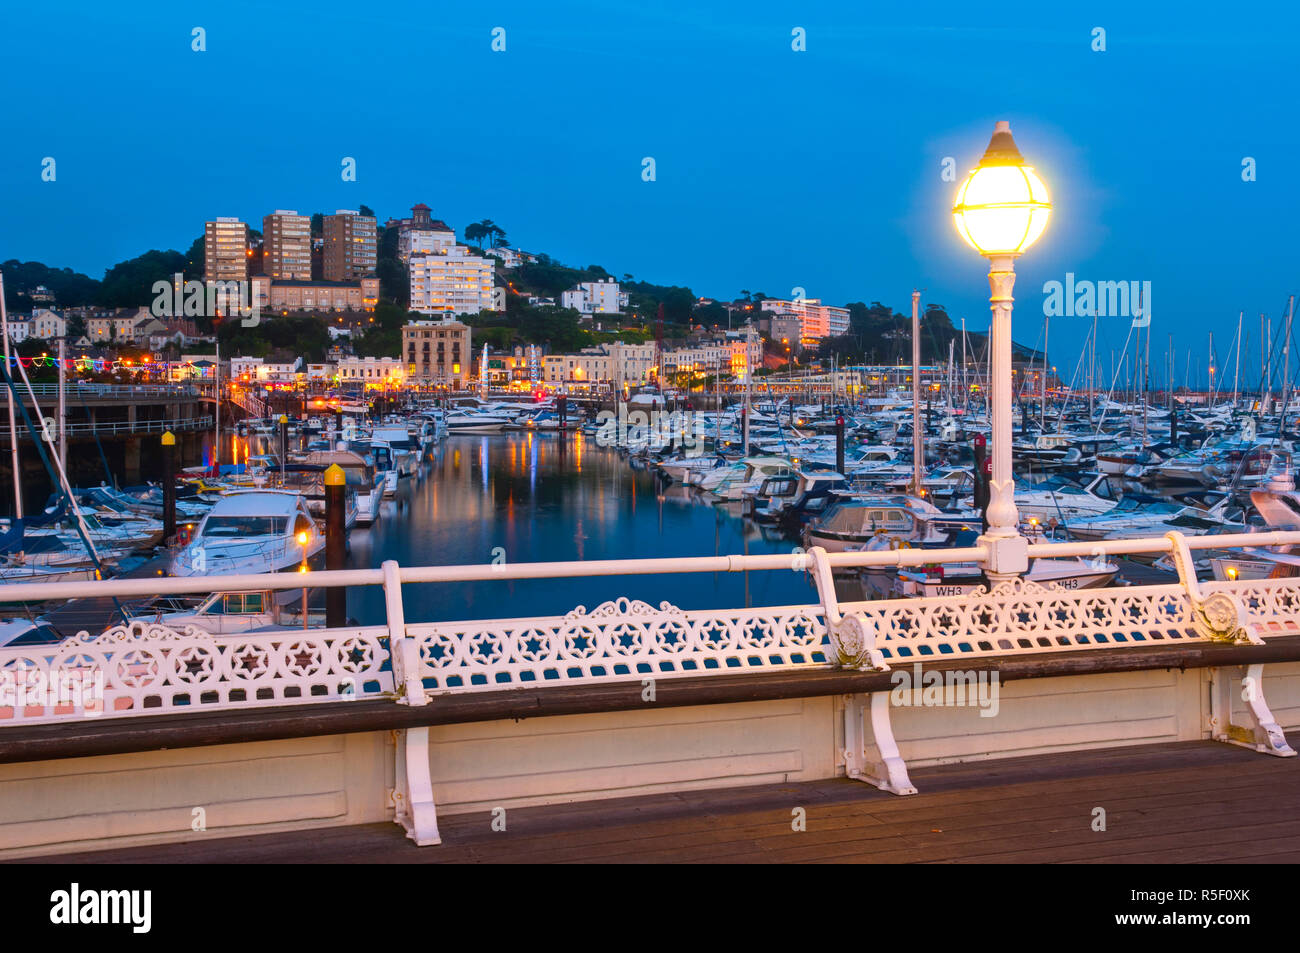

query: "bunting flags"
left=2, top=355, right=192, bottom=372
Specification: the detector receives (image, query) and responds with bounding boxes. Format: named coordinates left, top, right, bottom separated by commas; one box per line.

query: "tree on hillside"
left=99, top=249, right=188, bottom=308
left=352, top=301, right=411, bottom=358
left=465, top=220, right=503, bottom=250
left=0, top=259, right=101, bottom=310
left=184, top=236, right=204, bottom=278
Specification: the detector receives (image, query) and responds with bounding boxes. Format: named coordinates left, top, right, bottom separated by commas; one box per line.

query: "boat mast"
left=911, top=290, right=923, bottom=491
left=1260, top=313, right=1266, bottom=408
left=0, top=270, right=23, bottom=530
left=1233, top=311, right=1242, bottom=410
left=742, top=320, right=753, bottom=456
left=1266, top=316, right=1272, bottom=411
left=1140, top=284, right=1149, bottom=447
left=961, top=317, right=970, bottom=416
left=214, top=338, right=222, bottom=472
left=1283, top=295, right=1295, bottom=433
left=1088, top=312, right=1097, bottom=421
left=1041, top=314, right=1049, bottom=429
left=58, top=336, right=67, bottom=472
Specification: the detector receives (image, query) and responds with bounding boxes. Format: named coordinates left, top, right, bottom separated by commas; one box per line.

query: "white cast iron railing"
left=0, top=530, right=1298, bottom=726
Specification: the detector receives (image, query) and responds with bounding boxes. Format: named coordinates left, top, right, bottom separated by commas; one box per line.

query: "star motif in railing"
left=470, top=632, right=501, bottom=661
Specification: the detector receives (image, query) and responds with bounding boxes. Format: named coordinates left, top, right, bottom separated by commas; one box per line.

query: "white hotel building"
left=760, top=298, right=850, bottom=345
left=561, top=281, right=628, bottom=315
left=409, top=245, right=496, bottom=316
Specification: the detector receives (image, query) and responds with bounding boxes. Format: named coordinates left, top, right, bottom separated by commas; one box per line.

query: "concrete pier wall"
left=2, top=663, right=1296, bottom=858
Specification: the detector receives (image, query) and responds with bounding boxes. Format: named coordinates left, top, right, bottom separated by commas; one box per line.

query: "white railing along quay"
left=21, top=383, right=200, bottom=399
left=0, top=530, right=1298, bottom=726
left=0, top=416, right=214, bottom=444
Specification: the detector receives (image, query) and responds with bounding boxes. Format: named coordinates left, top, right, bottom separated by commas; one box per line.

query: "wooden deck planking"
left=17, top=739, right=1299, bottom=864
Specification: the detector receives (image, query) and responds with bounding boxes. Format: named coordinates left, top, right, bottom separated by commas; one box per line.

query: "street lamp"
left=952, top=120, right=1051, bottom=582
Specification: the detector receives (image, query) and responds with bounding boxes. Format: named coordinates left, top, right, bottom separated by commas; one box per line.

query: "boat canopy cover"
left=206, top=492, right=304, bottom=518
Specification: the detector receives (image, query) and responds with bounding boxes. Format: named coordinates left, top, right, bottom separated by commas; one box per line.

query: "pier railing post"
left=382, top=559, right=427, bottom=706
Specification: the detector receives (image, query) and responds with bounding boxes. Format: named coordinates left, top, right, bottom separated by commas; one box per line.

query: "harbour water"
left=344, top=431, right=822, bottom=625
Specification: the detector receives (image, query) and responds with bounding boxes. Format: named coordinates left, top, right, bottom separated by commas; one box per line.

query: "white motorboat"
left=171, top=491, right=324, bottom=577
left=132, top=588, right=319, bottom=635
left=803, top=496, right=977, bottom=554
left=371, top=425, right=420, bottom=478
left=297, top=449, right=382, bottom=525
left=988, top=473, right=1119, bottom=522
left=655, top=454, right=729, bottom=484
left=697, top=456, right=795, bottom=499
left=1063, top=496, right=1244, bottom=546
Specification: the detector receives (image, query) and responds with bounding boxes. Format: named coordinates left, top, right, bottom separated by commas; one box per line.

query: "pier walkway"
left=21, top=739, right=1300, bottom=864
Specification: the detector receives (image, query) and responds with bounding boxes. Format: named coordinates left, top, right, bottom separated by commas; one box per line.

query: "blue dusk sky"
left=1, top=0, right=1296, bottom=387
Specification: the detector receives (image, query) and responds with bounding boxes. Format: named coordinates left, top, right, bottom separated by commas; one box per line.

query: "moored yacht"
left=171, top=491, right=324, bottom=577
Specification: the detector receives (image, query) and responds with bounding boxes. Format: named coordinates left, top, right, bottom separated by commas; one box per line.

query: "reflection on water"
left=345, top=432, right=827, bottom=624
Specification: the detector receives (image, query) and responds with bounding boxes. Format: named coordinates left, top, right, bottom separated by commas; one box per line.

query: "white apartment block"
left=409, top=246, right=496, bottom=315
left=4, top=319, right=31, bottom=343
left=539, top=341, right=655, bottom=388
left=760, top=298, right=850, bottom=344
left=229, top=356, right=303, bottom=383
left=401, top=227, right=457, bottom=262
left=486, top=247, right=521, bottom=268
left=561, top=281, right=628, bottom=315
left=337, top=356, right=405, bottom=385
left=543, top=352, right=610, bottom=385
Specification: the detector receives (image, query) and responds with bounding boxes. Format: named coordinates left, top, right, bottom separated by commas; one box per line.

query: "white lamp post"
left=952, top=121, right=1051, bottom=582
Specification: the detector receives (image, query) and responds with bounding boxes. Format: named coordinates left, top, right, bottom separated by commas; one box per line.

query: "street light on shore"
left=952, top=120, right=1051, bottom=582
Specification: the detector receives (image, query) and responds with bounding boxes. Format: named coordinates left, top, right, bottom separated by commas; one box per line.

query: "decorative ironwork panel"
left=0, top=620, right=394, bottom=725
left=838, top=580, right=1205, bottom=660
left=406, top=598, right=829, bottom=693
left=1202, top=577, right=1300, bottom=637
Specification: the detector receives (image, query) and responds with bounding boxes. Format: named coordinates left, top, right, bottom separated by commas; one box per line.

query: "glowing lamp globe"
left=952, top=121, right=1051, bottom=257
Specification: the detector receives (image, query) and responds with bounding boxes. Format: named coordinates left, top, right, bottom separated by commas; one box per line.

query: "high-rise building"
left=262, top=210, right=312, bottom=280
left=323, top=209, right=377, bottom=281
left=204, top=218, right=249, bottom=284
left=409, top=246, right=495, bottom=315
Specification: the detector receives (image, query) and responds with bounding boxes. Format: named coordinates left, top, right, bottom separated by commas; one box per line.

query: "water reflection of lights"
left=529, top=431, right=538, bottom=492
